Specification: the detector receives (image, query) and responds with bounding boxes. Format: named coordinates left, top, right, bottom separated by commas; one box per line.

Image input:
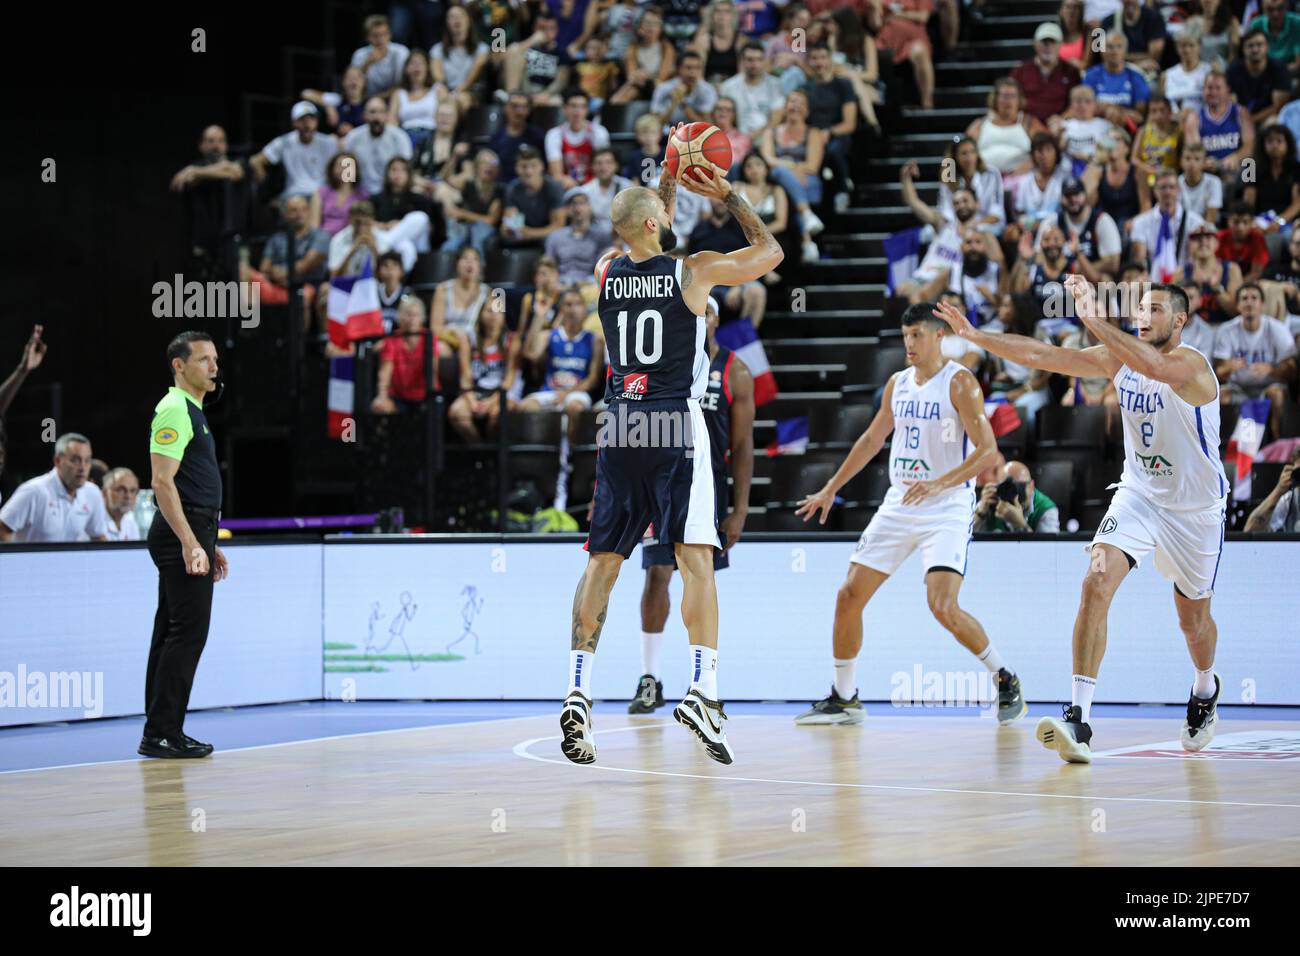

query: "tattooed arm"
left=658, top=166, right=677, bottom=224
left=679, top=167, right=783, bottom=309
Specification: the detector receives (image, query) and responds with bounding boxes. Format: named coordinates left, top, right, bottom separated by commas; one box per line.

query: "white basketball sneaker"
left=1036, top=705, right=1093, bottom=764
left=1181, top=674, right=1220, bottom=752
left=560, top=691, right=596, bottom=764
left=673, top=689, right=734, bottom=764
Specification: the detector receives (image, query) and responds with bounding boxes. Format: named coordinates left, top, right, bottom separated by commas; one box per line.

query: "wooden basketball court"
left=2, top=711, right=1298, bottom=865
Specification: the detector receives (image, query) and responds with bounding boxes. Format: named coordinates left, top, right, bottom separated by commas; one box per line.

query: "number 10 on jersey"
left=616, top=309, right=664, bottom=365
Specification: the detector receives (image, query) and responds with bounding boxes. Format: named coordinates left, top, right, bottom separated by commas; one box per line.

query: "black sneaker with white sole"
left=1182, top=673, right=1220, bottom=752
left=560, top=691, right=596, bottom=764
left=996, top=668, right=1028, bottom=724
left=1036, top=704, right=1093, bottom=764
left=627, top=674, right=665, bottom=714
left=672, top=689, right=734, bottom=764
left=793, top=687, right=866, bottom=725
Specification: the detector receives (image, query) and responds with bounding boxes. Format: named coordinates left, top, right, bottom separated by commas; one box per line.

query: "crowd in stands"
left=896, top=0, right=1300, bottom=451
left=155, top=0, right=1300, bottom=530
left=171, top=2, right=897, bottom=451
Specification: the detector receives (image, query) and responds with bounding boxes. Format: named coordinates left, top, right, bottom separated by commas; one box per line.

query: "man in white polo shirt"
left=0, top=432, right=109, bottom=542
left=101, top=466, right=141, bottom=542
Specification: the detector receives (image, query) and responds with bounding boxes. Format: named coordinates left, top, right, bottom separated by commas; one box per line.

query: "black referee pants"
left=144, top=510, right=217, bottom=740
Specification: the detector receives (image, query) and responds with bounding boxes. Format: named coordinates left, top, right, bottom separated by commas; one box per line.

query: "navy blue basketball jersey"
left=697, top=346, right=734, bottom=476
left=597, top=254, right=708, bottom=402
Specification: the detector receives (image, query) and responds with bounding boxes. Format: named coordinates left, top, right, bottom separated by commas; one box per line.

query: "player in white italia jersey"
left=934, top=276, right=1229, bottom=764
left=793, top=303, right=1028, bottom=727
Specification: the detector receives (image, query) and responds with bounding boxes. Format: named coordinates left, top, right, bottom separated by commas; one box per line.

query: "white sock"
left=689, top=644, right=718, bottom=699
left=641, top=631, right=663, bottom=681
left=1193, top=667, right=1216, bottom=699
left=833, top=658, right=857, bottom=700
left=1072, top=674, right=1096, bottom=723
left=976, top=643, right=1008, bottom=674
left=568, top=650, right=593, bottom=697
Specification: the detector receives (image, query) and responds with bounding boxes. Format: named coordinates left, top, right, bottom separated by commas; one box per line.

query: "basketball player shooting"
left=558, top=138, right=783, bottom=767
left=933, top=274, right=1229, bottom=764
left=628, top=295, right=755, bottom=716
left=793, top=304, right=1026, bottom=728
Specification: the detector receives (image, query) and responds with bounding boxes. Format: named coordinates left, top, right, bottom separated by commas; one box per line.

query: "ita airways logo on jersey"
left=893, top=457, right=931, bottom=479
left=622, top=372, right=649, bottom=400
left=1136, top=452, right=1175, bottom=478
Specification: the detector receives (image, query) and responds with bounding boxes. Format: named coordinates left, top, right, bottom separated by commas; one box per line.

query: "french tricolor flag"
left=326, top=263, right=384, bottom=348
left=1150, top=218, right=1180, bottom=284
left=325, top=265, right=384, bottom=439
left=715, top=317, right=777, bottom=406
left=766, top=416, right=809, bottom=456
left=1225, top=397, right=1270, bottom=501
left=327, top=356, right=354, bottom=440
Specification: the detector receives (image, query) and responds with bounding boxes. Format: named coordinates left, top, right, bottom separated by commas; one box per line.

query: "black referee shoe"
left=139, top=735, right=212, bottom=759
left=180, top=733, right=215, bottom=756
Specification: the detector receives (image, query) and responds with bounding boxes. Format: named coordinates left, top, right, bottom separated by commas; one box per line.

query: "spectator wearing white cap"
left=0, top=433, right=109, bottom=543
left=101, top=467, right=142, bottom=542
left=343, top=97, right=416, bottom=195
left=1010, top=22, right=1082, bottom=125
left=249, top=101, right=340, bottom=200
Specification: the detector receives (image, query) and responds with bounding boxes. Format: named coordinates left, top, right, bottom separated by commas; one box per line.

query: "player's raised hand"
left=662, top=122, right=687, bottom=169
left=931, top=300, right=975, bottom=339
left=796, top=485, right=837, bottom=525
left=1065, top=273, right=1097, bottom=321
left=21, top=325, right=46, bottom=372
left=680, top=163, right=731, bottom=201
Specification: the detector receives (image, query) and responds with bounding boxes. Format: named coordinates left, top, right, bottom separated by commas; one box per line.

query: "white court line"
left=0, top=713, right=550, bottom=777
left=512, top=723, right=1300, bottom=810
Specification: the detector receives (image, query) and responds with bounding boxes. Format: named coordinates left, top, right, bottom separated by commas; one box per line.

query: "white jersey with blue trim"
left=884, top=361, right=976, bottom=513
left=1113, top=345, right=1228, bottom=510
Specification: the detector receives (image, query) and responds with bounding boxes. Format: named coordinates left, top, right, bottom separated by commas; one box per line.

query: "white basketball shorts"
left=1089, top=486, right=1227, bottom=599
left=850, top=500, right=975, bottom=577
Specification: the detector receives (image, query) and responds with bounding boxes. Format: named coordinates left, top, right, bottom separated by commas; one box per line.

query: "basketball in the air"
left=664, top=123, right=732, bottom=184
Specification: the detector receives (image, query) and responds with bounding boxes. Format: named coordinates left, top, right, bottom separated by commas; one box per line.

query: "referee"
left=140, top=331, right=227, bottom=759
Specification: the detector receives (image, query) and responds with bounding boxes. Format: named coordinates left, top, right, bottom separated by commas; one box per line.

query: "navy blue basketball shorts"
left=641, top=472, right=730, bottom=570
left=585, top=399, right=723, bottom=559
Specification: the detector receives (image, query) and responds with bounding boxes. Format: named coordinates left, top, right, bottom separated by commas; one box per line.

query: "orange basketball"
left=664, top=122, right=732, bottom=184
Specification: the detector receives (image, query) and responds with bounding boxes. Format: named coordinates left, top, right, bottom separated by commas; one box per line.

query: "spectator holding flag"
left=1130, top=170, right=1207, bottom=282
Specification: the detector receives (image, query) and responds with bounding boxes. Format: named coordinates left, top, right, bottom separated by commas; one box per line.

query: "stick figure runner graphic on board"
left=365, top=592, right=421, bottom=669
left=446, top=585, right=484, bottom=655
